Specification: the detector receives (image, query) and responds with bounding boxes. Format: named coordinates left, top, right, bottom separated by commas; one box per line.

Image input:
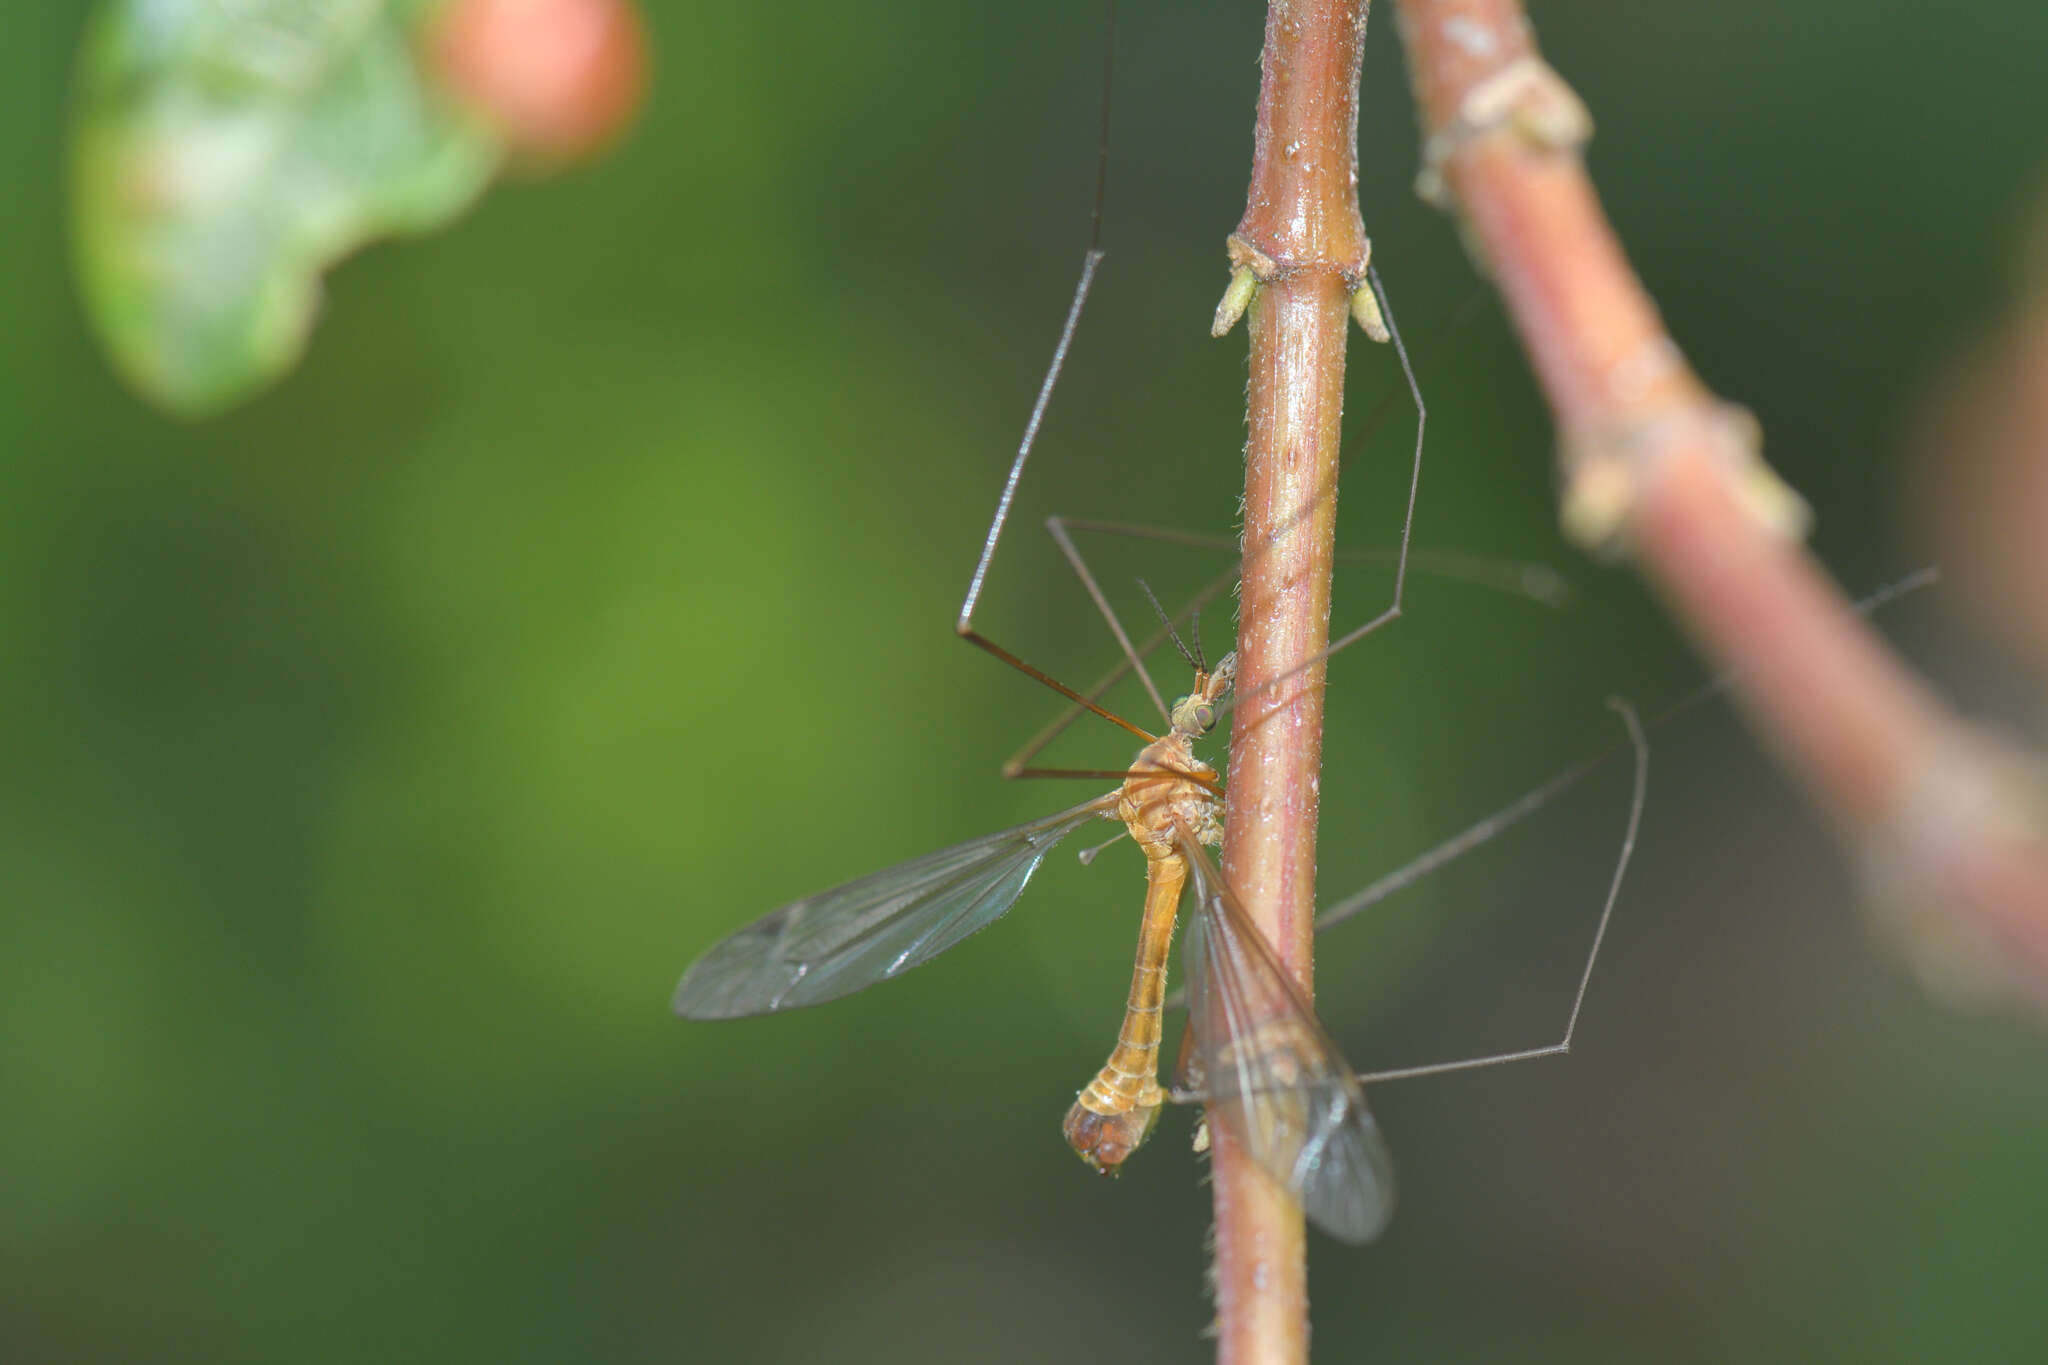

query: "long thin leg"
left=1027, top=285, right=1503, bottom=729
left=1006, top=515, right=1570, bottom=778
left=1048, top=517, right=1575, bottom=609
left=1314, top=566, right=1943, bottom=939
left=1351, top=696, right=1648, bottom=1085
left=1054, top=265, right=1429, bottom=753
left=955, top=246, right=1103, bottom=638
left=1343, top=283, right=1485, bottom=480
left=1015, top=284, right=1561, bottom=777
left=952, top=3, right=1156, bottom=749
left=1004, top=765, right=1223, bottom=798
left=1046, top=516, right=1172, bottom=724
left=1163, top=696, right=1645, bottom=1107
left=1000, top=557, right=1240, bottom=777
left=1157, top=566, right=1941, bottom=1023
left=1001, top=267, right=1513, bottom=774
left=1221, top=266, right=1429, bottom=725
left=1316, top=754, right=1607, bottom=935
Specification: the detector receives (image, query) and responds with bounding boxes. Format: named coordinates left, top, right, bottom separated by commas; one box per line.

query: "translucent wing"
left=674, top=797, right=1113, bottom=1019
left=1177, top=825, right=1397, bottom=1244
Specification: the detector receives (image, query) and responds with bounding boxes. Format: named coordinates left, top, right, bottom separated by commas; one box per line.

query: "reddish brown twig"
left=1391, top=0, right=2048, bottom=1007
left=1210, top=3, right=1377, bottom=1361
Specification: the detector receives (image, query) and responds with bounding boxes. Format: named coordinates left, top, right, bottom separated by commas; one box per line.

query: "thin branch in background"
left=1389, top=0, right=2048, bottom=1009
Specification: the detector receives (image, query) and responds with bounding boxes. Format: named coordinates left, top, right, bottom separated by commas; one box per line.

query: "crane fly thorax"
left=1114, top=649, right=1233, bottom=859
left=1117, top=738, right=1221, bottom=860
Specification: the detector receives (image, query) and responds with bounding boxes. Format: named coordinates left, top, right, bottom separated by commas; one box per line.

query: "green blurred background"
left=7, top=2, right=2048, bottom=1360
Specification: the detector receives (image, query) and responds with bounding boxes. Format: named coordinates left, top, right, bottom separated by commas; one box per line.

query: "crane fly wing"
left=674, top=797, right=1113, bottom=1019
left=1176, top=826, right=1397, bottom=1245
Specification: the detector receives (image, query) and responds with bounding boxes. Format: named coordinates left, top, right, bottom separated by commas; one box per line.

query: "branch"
left=1391, top=0, right=2048, bottom=1009
left=1210, top=2, right=1378, bottom=1360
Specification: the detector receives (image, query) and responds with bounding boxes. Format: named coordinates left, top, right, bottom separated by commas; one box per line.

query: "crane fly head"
left=1170, top=650, right=1236, bottom=741
left=1133, top=578, right=1234, bottom=741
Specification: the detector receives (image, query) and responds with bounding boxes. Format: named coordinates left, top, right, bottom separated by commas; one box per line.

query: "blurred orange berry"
left=429, top=0, right=649, bottom=166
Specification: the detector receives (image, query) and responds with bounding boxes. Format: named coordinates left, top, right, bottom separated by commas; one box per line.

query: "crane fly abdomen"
left=1064, top=1095, right=1164, bottom=1175
left=1063, top=847, right=1187, bottom=1173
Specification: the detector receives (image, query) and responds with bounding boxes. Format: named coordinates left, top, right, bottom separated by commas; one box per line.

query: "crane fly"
left=665, top=206, right=1661, bottom=1244
left=665, top=0, right=1950, bottom=1263
left=671, top=0, right=1499, bottom=1245
left=673, top=625, right=1398, bottom=1244
left=674, top=0, right=1635, bottom=1248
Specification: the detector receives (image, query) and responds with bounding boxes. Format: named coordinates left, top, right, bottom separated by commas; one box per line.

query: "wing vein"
left=1176, top=824, right=1396, bottom=1244
left=674, top=797, right=1111, bottom=1018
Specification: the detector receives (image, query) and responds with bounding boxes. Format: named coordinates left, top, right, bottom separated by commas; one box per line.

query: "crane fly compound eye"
left=1194, top=704, right=1217, bottom=733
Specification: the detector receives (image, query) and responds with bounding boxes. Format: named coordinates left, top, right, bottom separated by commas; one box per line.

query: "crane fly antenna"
left=1137, top=577, right=1203, bottom=675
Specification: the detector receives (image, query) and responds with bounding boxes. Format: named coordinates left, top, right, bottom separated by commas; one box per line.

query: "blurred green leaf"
left=69, top=0, right=501, bottom=417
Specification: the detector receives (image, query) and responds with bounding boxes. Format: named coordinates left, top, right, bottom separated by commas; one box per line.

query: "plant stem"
left=1213, top=3, right=1373, bottom=1360
left=1392, top=0, right=2048, bottom=1007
